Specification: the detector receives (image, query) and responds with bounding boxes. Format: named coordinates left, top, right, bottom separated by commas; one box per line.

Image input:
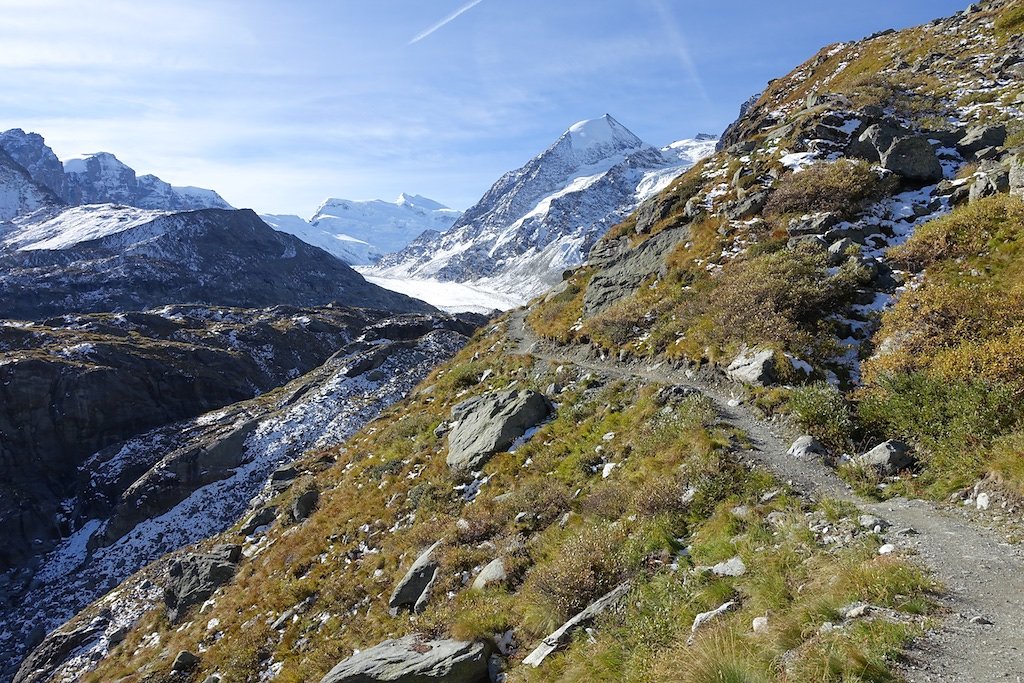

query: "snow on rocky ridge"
left=1, top=322, right=475, bottom=682
left=368, top=115, right=717, bottom=306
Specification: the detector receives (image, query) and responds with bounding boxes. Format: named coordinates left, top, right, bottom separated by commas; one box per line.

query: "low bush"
left=764, top=160, right=888, bottom=219
left=788, top=382, right=854, bottom=451
left=526, top=268, right=592, bottom=343
left=524, top=524, right=630, bottom=621
left=858, top=372, right=1022, bottom=494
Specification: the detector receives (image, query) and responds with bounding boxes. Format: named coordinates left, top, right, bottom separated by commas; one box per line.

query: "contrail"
left=409, top=0, right=485, bottom=45
left=650, top=0, right=710, bottom=105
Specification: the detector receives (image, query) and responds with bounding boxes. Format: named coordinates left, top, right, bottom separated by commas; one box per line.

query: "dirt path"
left=508, top=310, right=1024, bottom=681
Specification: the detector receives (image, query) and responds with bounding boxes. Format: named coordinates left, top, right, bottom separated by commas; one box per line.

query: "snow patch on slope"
left=2, top=204, right=169, bottom=251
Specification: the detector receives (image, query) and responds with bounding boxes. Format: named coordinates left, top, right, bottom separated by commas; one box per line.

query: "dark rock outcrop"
left=12, top=616, right=107, bottom=683
left=163, top=544, right=241, bottom=623
left=0, top=129, right=68, bottom=201
left=0, top=208, right=434, bottom=320
left=388, top=541, right=441, bottom=613
left=291, top=488, right=320, bottom=522
left=880, top=136, right=944, bottom=183
left=957, top=124, right=1007, bottom=156
left=583, top=226, right=688, bottom=315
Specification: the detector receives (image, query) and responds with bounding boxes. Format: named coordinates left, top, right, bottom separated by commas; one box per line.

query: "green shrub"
left=995, top=0, right=1024, bottom=40
left=764, top=160, right=888, bottom=219
left=889, top=194, right=1024, bottom=272
left=858, top=371, right=1022, bottom=493
left=677, top=244, right=870, bottom=354
left=788, top=382, right=854, bottom=451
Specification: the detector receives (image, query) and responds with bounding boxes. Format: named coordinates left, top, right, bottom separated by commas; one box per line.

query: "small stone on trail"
left=878, top=543, right=896, bottom=555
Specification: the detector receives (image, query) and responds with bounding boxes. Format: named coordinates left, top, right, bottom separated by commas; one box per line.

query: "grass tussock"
left=527, top=268, right=593, bottom=343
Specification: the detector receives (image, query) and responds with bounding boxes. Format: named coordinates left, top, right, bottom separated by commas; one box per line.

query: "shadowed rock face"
left=3, top=308, right=486, bottom=682
left=0, top=306, right=370, bottom=572
left=0, top=129, right=67, bottom=201
left=0, top=208, right=434, bottom=320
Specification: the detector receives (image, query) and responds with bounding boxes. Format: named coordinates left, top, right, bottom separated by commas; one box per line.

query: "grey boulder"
left=788, top=435, right=825, bottom=459
left=969, top=169, right=1010, bottom=203
left=855, top=440, right=916, bottom=475
left=389, top=541, right=441, bottom=613
left=957, top=124, right=1006, bottom=156
left=163, top=544, right=241, bottom=623
left=320, top=635, right=490, bottom=683
left=471, top=558, right=507, bottom=592
left=1010, top=155, right=1024, bottom=197
left=239, top=507, right=277, bottom=536
left=726, top=348, right=778, bottom=386
left=881, top=137, right=943, bottom=183
left=446, top=390, right=553, bottom=470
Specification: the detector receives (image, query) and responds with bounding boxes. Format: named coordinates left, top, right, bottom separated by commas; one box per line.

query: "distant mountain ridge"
left=262, top=193, right=461, bottom=265
left=0, top=205, right=433, bottom=320
left=0, top=128, right=231, bottom=213
left=369, top=115, right=717, bottom=303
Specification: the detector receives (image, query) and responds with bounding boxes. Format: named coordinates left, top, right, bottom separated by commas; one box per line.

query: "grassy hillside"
left=45, top=1, right=1024, bottom=681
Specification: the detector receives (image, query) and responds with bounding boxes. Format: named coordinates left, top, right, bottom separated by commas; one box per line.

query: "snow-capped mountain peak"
left=565, top=113, right=646, bottom=158
left=370, top=116, right=717, bottom=305
left=395, top=192, right=447, bottom=211
left=261, top=193, right=462, bottom=266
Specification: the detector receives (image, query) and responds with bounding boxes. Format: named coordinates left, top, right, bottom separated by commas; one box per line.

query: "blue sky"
left=0, top=0, right=968, bottom=215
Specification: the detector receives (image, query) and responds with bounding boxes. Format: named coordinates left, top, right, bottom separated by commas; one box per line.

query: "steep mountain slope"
left=19, top=3, right=1024, bottom=682
left=0, top=307, right=482, bottom=681
left=0, top=206, right=433, bottom=319
left=370, top=116, right=716, bottom=303
left=262, top=194, right=462, bottom=266
left=0, top=129, right=230, bottom=212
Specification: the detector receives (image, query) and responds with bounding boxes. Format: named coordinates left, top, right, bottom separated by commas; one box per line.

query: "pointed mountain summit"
left=370, top=115, right=716, bottom=304
left=563, top=113, right=647, bottom=161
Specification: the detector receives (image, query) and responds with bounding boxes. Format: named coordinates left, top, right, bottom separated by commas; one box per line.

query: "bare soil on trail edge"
left=508, top=310, right=1024, bottom=681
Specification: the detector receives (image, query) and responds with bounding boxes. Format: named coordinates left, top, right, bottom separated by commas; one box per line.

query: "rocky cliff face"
left=0, top=307, right=483, bottom=681
left=0, top=128, right=231, bottom=212
left=0, top=206, right=433, bottom=319
left=0, top=129, right=68, bottom=202
left=0, top=149, right=61, bottom=221
left=370, top=116, right=716, bottom=303
left=62, top=151, right=232, bottom=210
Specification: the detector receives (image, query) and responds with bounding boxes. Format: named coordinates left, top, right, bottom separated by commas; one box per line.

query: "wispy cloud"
left=409, top=0, right=485, bottom=45
left=649, top=0, right=710, bottom=105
